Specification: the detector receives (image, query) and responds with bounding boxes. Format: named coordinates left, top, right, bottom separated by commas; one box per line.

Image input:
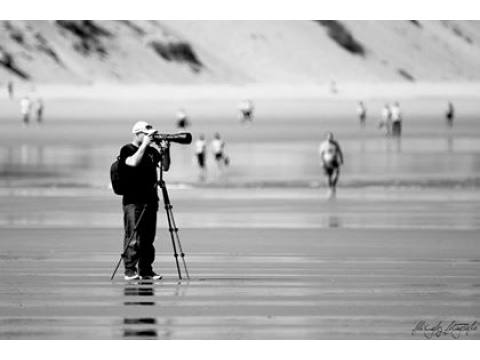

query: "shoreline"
left=2, top=177, right=480, bottom=190
left=7, top=82, right=480, bottom=101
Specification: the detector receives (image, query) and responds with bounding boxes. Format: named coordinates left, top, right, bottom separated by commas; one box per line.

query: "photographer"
left=119, top=121, right=170, bottom=281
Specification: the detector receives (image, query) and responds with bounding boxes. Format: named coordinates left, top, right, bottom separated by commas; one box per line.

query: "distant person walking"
left=194, top=134, right=207, bottom=181
left=391, top=102, right=402, bottom=136
left=379, top=103, right=392, bottom=135
left=239, top=99, right=254, bottom=123
left=357, top=101, right=367, bottom=127
left=176, top=108, right=190, bottom=129
left=20, top=96, right=32, bottom=126
left=446, top=101, right=454, bottom=127
left=318, top=132, right=344, bottom=198
left=329, top=79, right=338, bottom=94
left=35, top=98, right=44, bottom=124
left=211, top=133, right=229, bottom=170
left=7, top=80, right=14, bottom=100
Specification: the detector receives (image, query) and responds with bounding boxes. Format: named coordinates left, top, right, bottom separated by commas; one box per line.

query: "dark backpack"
left=110, top=156, right=124, bottom=195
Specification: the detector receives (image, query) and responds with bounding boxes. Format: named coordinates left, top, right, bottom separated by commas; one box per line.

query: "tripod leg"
left=167, top=206, right=190, bottom=280
left=164, top=202, right=182, bottom=279
left=110, top=205, right=148, bottom=280
left=158, top=174, right=190, bottom=281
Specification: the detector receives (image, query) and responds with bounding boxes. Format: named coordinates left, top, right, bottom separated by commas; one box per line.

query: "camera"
left=151, top=132, right=192, bottom=145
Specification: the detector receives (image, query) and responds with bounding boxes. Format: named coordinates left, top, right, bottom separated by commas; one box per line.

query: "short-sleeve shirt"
left=381, top=107, right=391, bottom=120
left=391, top=106, right=401, bottom=122
left=319, top=140, right=341, bottom=166
left=119, top=144, right=161, bottom=205
left=20, top=99, right=31, bottom=114
left=195, top=139, right=207, bottom=154
left=211, top=139, right=224, bottom=155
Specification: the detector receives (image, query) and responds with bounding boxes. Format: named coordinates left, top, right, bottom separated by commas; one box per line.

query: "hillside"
left=1, top=20, right=480, bottom=84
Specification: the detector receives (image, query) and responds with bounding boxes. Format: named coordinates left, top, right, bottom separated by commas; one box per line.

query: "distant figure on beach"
left=20, top=96, right=32, bottom=126
left=35, top=98, right=44, bottom=124
left=211, top=133, right=229, bottom=170
left=318, top=132, right=344, bottom=198
left=391, top=102, right=402, bottom=136
left=239, top=99, right=254, bottom=123
left=194, top=134, right=207, bottom=181
left=7, top=80, right=14, bottom=100
left=379, top=103, right=392, bottom=135
left=329, top=80, right=338, bottom=94
left=446, top=101, right=454, bottom=127
left=176, top=108, right=190, bottom=129
left=357, top=101, right=367, bottom=127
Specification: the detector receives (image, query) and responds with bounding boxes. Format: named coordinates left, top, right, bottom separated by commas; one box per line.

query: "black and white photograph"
left=0, top=2, right=479, bottom=348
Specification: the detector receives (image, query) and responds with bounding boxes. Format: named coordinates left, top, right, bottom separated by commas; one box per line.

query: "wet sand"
left=0, top=228, right=479, bottom=339
left=0, top=187, right=479, bottom=339
left=1, top=95, right=480, bottom=339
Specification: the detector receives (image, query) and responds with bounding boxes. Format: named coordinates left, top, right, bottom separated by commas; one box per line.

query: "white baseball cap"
left=132, top=121, right=156, bottom=135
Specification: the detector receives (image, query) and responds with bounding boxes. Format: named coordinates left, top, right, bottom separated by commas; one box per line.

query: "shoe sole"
left=124, top=275, right=140, bottom=281
left=140, top=276, right=163, bottom=280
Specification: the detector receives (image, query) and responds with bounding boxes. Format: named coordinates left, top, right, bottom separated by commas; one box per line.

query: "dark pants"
left=197, top=153, right=206, bottom=168
left=241, top=110, right=252, bottom=121
left=392, top=121, right=402, bottom=136
left=37, top=109, right=43, bottom=123
left=324, top=164, right=340, bottom=188
left=123, top=203, right=158, bottom=276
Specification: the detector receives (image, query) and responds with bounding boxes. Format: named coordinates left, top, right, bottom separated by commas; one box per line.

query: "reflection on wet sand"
left=327, top=215, right=342, bottom=228
left=1, top=187, right=480, bottom=229
left=447, top=135, right=454, bottom=153
left=123, top=282, right=157, bottom=339
left=19, top=145, right=45, bottom=166
left=1, top=134, right=480, bottom=187
left=122, top=281, right=186, bottom=339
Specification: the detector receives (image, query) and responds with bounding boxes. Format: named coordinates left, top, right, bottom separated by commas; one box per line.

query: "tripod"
left=110, top=165, right=190, bottom=281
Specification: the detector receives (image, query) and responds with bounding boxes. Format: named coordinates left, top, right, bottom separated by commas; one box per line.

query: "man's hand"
left=126, top=134, right=152, bottom=167
left=141, top=133, right=153, bottom=147
left=159, top=140, right=170, bottom=149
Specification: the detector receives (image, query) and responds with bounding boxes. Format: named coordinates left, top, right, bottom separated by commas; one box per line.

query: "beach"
left=0, top=88, right=479, bottom=339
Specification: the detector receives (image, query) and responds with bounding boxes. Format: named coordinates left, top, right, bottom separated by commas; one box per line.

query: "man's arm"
left=334, top=141, right=344, bottom=165
left=125, top=135, right=152, bottom=167
left=318, top=144, right=326, bottom=165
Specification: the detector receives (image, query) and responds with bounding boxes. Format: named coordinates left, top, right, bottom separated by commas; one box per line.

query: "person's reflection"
left=447, top=134, right=454, bottom=153
left=327, top=214, right=342, bottom=228
left=124, top=282, right=155, bottom=306
left=17, top=144, right=45, bottom=167
left=385, top=137, right=392, bottom=154
left=123, top=281, right=157, bottom=339
left=122, top=280, right=190, bottom=339
left=394, top=136, right=402, bottom=154
left=20, top=144, right=30, bottom=165
left=35, top=146, right=44, bottom=166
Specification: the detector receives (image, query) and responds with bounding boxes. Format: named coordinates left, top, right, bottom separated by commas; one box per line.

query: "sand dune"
left=1, top=20, right=480, bottom=85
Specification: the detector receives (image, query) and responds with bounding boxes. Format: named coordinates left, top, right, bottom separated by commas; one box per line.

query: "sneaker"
left=124, top=270, right=139, bottom=281
left=140, top=272, right=163, bottom=280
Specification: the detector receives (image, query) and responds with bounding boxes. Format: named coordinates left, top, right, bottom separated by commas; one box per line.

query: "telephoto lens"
left=152, top=132, right=192, bottom=145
